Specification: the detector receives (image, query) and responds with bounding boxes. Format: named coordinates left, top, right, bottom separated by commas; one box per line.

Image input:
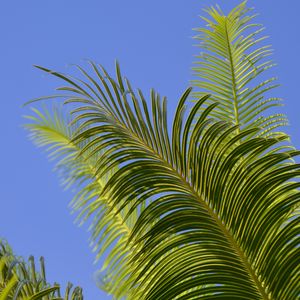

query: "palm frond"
left=0, top=240, right=83, bottom=299
left=27, top=62, right=300, bottom=299
left=25, top=107, right=146, bottom=299
left=192, top=1, right=288, bottom=139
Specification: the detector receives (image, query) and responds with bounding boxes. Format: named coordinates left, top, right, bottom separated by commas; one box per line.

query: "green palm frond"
left=25, top=107, right=146, bottom=299
left=0, top=240, right=83, bottom=300
left=27, top=62, right=300, bottom=299
left=192, top=1, right=288, bottom=139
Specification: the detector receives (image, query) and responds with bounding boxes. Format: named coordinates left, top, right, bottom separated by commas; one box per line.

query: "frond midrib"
left=224, top=17, right=240, bottom=134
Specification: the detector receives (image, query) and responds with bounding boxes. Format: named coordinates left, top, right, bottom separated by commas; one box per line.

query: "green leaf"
left=26, top=62, right=300, bottom=299
left=0, top=241, right=83, bottom=299
left=192, top=1, right=288, bottom=139
left=25, top=104, right=147, bottom=299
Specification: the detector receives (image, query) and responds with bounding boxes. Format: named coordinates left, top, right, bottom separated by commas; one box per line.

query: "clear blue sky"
left=1, top=1, right=299, bottom=299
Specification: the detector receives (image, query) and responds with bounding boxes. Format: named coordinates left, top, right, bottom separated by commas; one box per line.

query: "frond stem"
left=188, top=186, right=271, bottom=300
left=224, top=18, right=241, bottom=133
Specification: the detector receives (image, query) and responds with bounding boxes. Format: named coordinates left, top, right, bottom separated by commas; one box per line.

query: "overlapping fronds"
left=27, top=62, right=300, bottom=299
left=0, top=240, right=83, bottom=300
left=192, top=1, right=288, bottom=139
left=25, top=108, right=146, bottom=299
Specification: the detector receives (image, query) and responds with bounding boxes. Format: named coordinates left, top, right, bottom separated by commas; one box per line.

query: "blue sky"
left=1, top=1, right=300, bottom=299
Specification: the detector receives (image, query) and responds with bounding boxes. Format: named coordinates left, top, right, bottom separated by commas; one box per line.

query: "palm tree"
left=0, top=241, right=83, bottom=299
left=24, top=2, right=299, bottom=299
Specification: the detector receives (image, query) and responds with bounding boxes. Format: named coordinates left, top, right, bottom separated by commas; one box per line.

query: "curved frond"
left=25, top=107, right=146, bottom=299
left=192, top=1, right=288, bottom=139
left=0, top=240, right=83, bottom=299
left=27, top=62, right=300, bottom=299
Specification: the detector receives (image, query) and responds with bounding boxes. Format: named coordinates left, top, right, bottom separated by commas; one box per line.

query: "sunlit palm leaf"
left=27, top=62, right=300, bottom=299
left=25, top=108, right=146, bottom=299
left=192, top=1, right=288, bottom=139
left=0, top=241, right=83, bottom=299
